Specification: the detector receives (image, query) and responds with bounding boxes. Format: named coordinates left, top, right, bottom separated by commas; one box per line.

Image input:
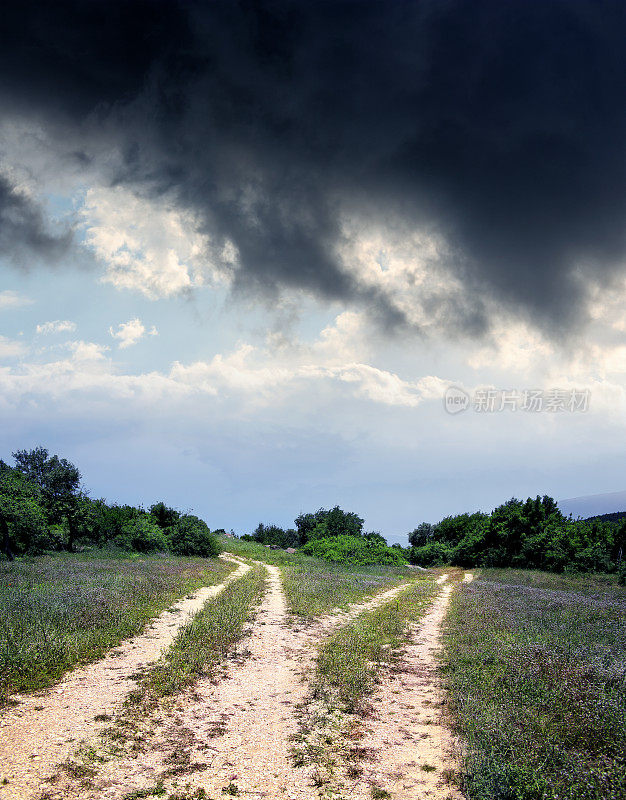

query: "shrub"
left=295, top=506, right=364, bottom=545
left=168, top=515, right=220, bottom=557
left=9, top=503, right=50, bottom=555
left=29, top=523, right=66, bottom=554
left=409, top=541, right=451, bottom=566
left=114, top=517, right=168, bottom=553
left=252, top=522, right=298, bottom=548
left=302, top=535, right=407, bottom=566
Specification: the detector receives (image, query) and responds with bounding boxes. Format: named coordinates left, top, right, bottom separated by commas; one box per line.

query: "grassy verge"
left=129, top=563, right=267, bottom=703
left=219, top=536, right=412, bottom=617
left=0, top=551, right=236, bottom=702
left=293, top=575, right=440, bottom=792
left=442, top=569, right=626, bottom=800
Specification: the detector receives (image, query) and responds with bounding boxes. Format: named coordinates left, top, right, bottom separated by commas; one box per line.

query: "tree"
left=303, top=535, right=407, bottom=565
left=294, top=511, right=324, bottom=544
left=12, top=447, right=82, bottom=551
left=253, top=522, right=298, bottom=548
left=0, top=466, right=46, bottom=559
left=114, top=516, right=168, bottom=553
left=295, top=506, right=364, bottom=545
left=169, top=515, right=220, bottom=556
left=409, top=541, right=451, bottom=567
left=408, top=523, right=435, bottom=548
left=363, top=531, right=387, bottom=545
left=149, top=501, right=180, bottom=529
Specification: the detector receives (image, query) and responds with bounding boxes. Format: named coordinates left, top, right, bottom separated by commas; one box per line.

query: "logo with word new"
left=444, top=385, right=470, bottom=415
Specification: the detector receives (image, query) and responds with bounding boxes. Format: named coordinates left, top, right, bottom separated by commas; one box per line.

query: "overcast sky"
left=1, top=0, right=626, bottom=542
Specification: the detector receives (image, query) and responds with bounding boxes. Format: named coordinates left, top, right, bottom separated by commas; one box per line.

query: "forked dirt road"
left=1, top=560, right=466, bottom=800
left=44, top=565, right=423, bottom=799
left=0, top=556, right=250, bottom=800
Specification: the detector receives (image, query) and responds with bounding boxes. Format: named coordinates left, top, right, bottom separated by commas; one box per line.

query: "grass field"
left=442, top=569, right=626, bottom=800
left=0, top=551, right=236, bottom=702
left=219, top=536, right=412, bottom=616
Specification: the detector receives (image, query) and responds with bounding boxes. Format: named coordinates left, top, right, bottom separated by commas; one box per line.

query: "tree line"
left=243, top=506, right=406, bottom=565
left=407, top=495, right=626, bottom=579
left=0, top=447, right=220, bottom=560
left=4, top=449, right=624, bottom=579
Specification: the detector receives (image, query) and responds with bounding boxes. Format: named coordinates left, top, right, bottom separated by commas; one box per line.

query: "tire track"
left=345, top=578, right=464, bottom=800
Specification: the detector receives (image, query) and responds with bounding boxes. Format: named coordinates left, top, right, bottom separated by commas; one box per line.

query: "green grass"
left=442, top=569, right=626, bottom=800
left=0, top=550, right=236, bottom=702
left=218, top=535, right=412, bottom=617
left=130, top=563, right=267, bottom=702
left=315, top=574, right=440, bottom=710
left=121, top=786, right=166, bottom=799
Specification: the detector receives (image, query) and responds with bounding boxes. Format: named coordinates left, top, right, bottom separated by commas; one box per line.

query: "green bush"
left=114, top=517, right=168, bottom=553
left=302, top=535, right=407, bottom=565
left=168, top=515, right=220, bottom=557
left=28, top=523, right=66, bottom=554
left=408, top=496, right=626, bottom=573
left=9, top=503, right=50, bottom=554
left=251, top=522, right=298, bottom=548
left=409, top=541, right=451, bottom=566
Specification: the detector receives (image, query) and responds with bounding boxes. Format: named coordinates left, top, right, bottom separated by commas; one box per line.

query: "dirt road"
left=1, top=560, right=464, bottom=800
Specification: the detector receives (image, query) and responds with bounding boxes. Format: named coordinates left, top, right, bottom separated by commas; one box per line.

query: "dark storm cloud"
left=0, top=176, right=72, bottom=266
left=1, top=0, right=625, bottom=335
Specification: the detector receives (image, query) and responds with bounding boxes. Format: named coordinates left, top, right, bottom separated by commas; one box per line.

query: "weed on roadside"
left=315, top=576, right=439, bottom=711
left=219, top=537, right=413, bottom=617
left=294, top=576, right=440, bottom=797
left=442, top=569, right=626, bottom=800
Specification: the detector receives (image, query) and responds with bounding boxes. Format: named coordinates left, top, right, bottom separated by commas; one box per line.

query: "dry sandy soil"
left=0, top=559, right=466, bottom=800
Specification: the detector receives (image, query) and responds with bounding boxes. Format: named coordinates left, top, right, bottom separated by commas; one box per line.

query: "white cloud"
left=36, top=319, right=77, bottom=335
left=171, top=345, right=295, bottom=397
left=310, top=363, right=427, bottom=407
left=311, top=311, right=371, bottom=363
left=66, top=339, right=109, bottom=361
left=0, top=339, right=187, bottom=410
left=82, top=185, right=235, bottom=299
left=109, top=318, right=157, bottom=349
left=5, top=304, right=626, bottom=425
left=171, top=341, right=443, bottom=408
left=0, top=290, right=33, bottom=310
left=468, top=319, right=554, bottom=372
left=0, top=335, right=27, bottom=358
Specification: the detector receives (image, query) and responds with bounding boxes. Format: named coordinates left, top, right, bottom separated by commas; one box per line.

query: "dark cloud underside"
left=0, top=176, right=72, bottom=266
left=1, top=0, right=625, bottom=335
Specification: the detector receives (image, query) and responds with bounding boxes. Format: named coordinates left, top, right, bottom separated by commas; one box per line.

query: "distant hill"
left=584, top=511, right=626, bottom=524
left=559, top=489, right=626, bottom=519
